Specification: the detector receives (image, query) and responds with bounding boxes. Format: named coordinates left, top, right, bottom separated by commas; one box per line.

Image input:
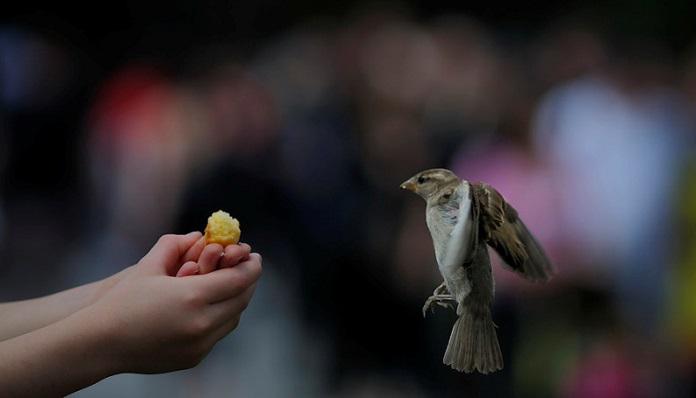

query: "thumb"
left=140, top=232, right=202, bottom=275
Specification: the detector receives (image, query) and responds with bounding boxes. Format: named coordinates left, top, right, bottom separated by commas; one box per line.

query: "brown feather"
left=471, top=183, right=553, bottom=282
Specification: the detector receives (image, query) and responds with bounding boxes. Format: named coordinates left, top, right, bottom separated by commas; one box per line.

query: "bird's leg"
left=422, top=282, right=456, bottom=317
left=433, top=282, right=449, bottom=296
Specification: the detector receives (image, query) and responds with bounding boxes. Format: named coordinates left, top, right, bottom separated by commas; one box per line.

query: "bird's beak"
left=400, top=179, right=416, bottom=192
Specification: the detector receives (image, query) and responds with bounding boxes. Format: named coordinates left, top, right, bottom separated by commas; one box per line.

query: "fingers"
left=220, top=243, right=251, bottom=269
left=181, top=240, right=251, bottom=275
left=206, top=282, right=257, bottom=330
left=182, top=236, right=206, bottom=263
left=198, top=243, right=224, bottom=274
left=187, top=253, right=262, bottom=303
left=142, top=232, right=202, bottom=274
left=176, top=261, right=199, bottom=277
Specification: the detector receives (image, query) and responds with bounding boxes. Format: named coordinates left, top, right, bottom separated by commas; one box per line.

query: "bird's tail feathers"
left=443, top=306, right=503, bottom=374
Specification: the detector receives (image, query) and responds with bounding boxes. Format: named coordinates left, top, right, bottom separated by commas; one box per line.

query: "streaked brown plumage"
left=401, top=168, right=553, bottom=373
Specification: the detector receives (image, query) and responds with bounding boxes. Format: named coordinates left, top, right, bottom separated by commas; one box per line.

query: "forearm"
left=0, top=277, right=112, bottom=341
left=0, top=305, right=120, bottom=397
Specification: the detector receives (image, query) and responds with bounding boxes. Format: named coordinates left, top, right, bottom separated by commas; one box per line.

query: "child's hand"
left=176, top=236, right=252, bottom=277
left=88, top=232, right=262, bottom=374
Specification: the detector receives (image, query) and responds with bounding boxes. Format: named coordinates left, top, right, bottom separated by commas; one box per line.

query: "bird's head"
left=400, top=168, right=460, bottom=200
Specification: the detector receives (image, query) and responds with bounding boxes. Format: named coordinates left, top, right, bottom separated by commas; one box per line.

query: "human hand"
left=92, top=235, right=252, bottom=303
left=88, top=232, right=262, bottom=374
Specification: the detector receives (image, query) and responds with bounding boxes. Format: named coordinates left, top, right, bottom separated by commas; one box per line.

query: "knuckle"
left=160, top=234, right=175, bottom=242
left=187, top=316, right=213, bottom=337
left=183, top=289, right=205, bottom=307
left=158, top=234, right=175, bottom=246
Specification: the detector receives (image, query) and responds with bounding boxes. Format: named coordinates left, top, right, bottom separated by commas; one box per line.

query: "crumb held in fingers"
left=204, top=210, right=241, bottom=246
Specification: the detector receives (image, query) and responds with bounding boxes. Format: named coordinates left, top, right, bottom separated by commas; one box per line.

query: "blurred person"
left=347, top=110, right=474, bottom=394
left=195, top=62, right=280, bottom=162
left=333, top=5, right=416, bottom=101
left=0, top=26, right=91, bottom=298
left=254, top=25, right=367, bottom=325
left=253, top=27, right=336, bottom=116
left=65, top=65, right=206, bottom=285
left=425, top=15, right=506, bottom=164
left=357, top=19, right=439, bottom=110
left=531, top=21, right=606, bottom=92
left=0, top=26, right=85, bottom=198
left=451, top=63, right=566, bottom=292
left=85, top=65, right=190, bottom=245
left=334, top=11, right=510, bottom=395
left=176, top=59, right=287, bottom=271
left=254, top=23, right=460, bottom=395
left=172, top=58, right=330, bottom=397
left=448, top=56, right=566, bottom=397
left=0, top=232, right=262, bottom=397
left=256, top=11, right=468, bottom=394
left=533, top=36, right=688, bottom=331
left=532, top=34, right=688, bottom=398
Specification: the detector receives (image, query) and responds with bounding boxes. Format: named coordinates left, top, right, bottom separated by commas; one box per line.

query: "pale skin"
left=0, top=231, right=262, bottom=397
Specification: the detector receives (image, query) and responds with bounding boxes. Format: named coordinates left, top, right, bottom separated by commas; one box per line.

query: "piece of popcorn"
left=204, top=210, right=241, bottom=246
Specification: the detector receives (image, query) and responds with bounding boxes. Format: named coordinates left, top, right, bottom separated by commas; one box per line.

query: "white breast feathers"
left=442, top=182, right=472, bottom=273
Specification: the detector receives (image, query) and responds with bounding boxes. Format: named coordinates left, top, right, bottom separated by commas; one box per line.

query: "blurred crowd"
left=3, top=5, right=696, bottom=398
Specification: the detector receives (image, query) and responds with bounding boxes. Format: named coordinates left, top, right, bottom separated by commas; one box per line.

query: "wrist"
left=90, top=266, right=132, bottom=305
left=72, top=304, right=127, bottom=377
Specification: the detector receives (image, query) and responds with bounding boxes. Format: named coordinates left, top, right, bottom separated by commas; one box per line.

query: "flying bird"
left=401, top=168, right=553, bottom=373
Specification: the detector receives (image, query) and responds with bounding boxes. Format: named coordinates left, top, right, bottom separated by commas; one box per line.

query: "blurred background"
left=2, top=1, right=696, bottom=397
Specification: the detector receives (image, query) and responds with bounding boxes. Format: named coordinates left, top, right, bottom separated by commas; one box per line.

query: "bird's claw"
left=422, top=299, right=434, bottom=317
left=422, top=295, right=454, bottom=317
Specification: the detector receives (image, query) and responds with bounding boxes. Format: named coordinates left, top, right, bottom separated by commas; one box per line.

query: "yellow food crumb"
left=205, top=210, right=241, bottom=246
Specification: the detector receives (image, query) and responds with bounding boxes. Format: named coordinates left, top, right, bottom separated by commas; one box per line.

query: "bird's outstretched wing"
left=470, top=183, right=553, bottom=282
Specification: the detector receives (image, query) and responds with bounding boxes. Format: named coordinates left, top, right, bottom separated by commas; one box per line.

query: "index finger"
left=141, top=232, right=202, bottom=275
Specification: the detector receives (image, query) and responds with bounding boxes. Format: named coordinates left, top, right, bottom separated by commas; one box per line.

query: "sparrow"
left=400, top=168, right=553, bottom=373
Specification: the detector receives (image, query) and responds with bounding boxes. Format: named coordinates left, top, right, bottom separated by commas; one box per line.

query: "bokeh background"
left=3, top=1, right=696, bottom=397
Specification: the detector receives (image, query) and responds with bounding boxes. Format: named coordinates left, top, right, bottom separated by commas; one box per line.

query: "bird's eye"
left=417, top=176, right=428, bottom=184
